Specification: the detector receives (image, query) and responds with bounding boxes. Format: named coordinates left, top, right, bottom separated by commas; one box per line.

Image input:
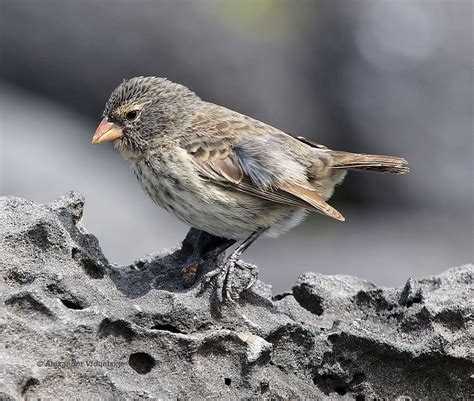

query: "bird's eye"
left=125, top=110, right=139, bottom=121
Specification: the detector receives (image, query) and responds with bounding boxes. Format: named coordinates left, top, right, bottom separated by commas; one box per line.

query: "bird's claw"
left=237, top=261, right=258, bottom=290
left=203, top=267, right=221, bottom=283
left=202, top=257, right=258, bottom=303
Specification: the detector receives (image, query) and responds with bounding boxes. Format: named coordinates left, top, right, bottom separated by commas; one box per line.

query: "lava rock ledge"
left=0, top=192, right=472, bottom=399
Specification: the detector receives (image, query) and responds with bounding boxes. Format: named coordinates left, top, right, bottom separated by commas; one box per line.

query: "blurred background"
left=1, top=0, right=472, bottom=292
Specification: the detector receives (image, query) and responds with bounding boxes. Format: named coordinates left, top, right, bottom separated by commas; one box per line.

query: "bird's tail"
left=330, top=151, right=409, bottom=174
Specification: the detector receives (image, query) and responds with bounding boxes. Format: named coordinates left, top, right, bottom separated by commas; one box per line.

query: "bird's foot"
left=181, top=234, right=236, bottom=289
left=203, top=257, right=258, bottom=303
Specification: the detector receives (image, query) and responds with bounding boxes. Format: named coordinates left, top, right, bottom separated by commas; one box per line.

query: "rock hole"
left=355, top=395, right=366, bottom=401
left=224, top=377, right=231, bottom=386
left=313, top=373, right=349, bottom=396
left=351, top=372, right=366, bottom=385
left=129, top=352, right=155, bottom=374
left=98, top=318, right=135, bottom=342
left=60, top=298, right=84, bottom=310
left=406, top=295, right=422, bottom=308
left=292, top=284, right=324, bottom=315
left=260, top=380, right=269, bottom=393
left=27, top=223, right=50, bottom=250
left=150, top=323, right=182, bottom=334
left=334, top=386, right=347, bottom=396
left=21, top=377, right=40, bottom=396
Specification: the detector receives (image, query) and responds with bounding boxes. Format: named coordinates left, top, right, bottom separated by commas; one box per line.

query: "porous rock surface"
left=0, top=192, right=472, bottom=399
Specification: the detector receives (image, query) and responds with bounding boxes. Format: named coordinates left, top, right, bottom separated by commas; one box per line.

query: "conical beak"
left=92, top=118, right=123, bottom=144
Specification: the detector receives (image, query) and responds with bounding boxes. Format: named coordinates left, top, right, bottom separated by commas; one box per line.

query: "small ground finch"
left=92, top=76, right=409, bottom=301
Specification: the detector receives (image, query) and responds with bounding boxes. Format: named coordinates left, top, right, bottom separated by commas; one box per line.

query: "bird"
left=92, top=76, right=409, bottom=302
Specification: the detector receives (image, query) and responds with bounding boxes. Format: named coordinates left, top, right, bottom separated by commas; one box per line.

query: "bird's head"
left=92, top=76, right=198, bottom=158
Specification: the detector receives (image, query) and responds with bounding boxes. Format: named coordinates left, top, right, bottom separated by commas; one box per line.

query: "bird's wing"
left=292, top=135, right=329, bottom=149
left=181, top=109, right=344, bottom=221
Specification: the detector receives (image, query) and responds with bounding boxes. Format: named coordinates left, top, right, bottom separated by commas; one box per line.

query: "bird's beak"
left=91, top=118, right=123, bottom=144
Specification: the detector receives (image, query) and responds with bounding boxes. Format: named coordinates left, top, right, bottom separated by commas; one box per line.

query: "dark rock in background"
left=1, top=193, right=472, bottom=399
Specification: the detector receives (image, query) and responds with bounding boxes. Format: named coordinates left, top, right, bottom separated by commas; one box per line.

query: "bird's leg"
left=205, top=228, right=266, bottom=303
left=181, top=230, right=235, bottom=288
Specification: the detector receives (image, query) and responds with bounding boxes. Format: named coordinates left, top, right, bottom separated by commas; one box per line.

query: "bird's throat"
left=114, top=139, right=143, bottom=162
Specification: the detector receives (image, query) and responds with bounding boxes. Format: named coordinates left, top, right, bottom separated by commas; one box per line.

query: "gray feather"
left=235, top=138, right=307, bottom=189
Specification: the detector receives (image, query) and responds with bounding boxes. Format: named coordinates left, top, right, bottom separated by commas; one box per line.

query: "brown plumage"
left=180, top=104, right=407, bottom=223
left=92, top=76, right=409, bottom=301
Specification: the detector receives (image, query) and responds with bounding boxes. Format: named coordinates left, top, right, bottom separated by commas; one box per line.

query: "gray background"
left=1, top=0, right=472, bottom=292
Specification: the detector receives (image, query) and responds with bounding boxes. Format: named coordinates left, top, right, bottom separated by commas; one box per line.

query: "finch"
left=92, top=76, right=409, bottom=301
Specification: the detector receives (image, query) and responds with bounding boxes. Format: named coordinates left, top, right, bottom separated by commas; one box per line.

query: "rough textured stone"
left=1, top=192, right=472, bottom=399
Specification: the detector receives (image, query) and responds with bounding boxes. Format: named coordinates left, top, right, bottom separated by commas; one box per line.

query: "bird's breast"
left=130, top=157, right=306, bottom=240
left=132, top=160, right=180, bottom=212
